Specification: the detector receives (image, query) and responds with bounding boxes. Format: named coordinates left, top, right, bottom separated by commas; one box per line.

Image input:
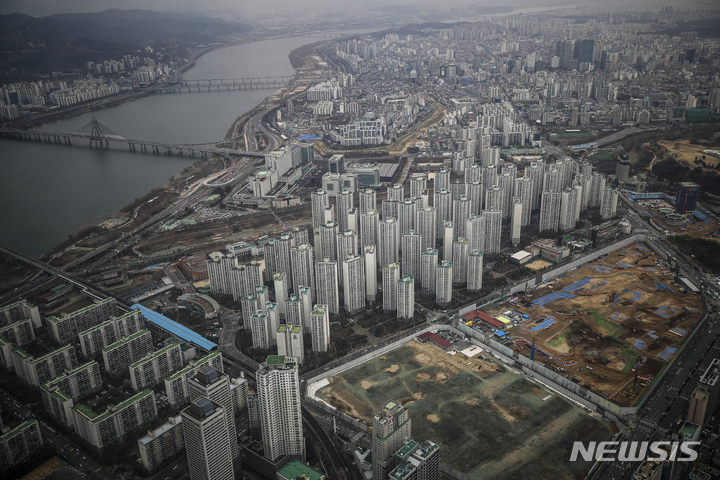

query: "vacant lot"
left=494, top=242, right=703, bottom=406
left=317, top=341, right=612, bottom=480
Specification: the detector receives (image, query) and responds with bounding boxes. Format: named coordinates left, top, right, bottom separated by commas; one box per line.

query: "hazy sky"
left=0, top=0, right=245, bottom=16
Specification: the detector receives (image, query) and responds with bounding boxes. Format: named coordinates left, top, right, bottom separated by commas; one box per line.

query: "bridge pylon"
left=89, top=118, right=109, bottom=148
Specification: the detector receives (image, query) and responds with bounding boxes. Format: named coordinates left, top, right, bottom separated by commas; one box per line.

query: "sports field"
left=316, top=341, right=613, bottom=480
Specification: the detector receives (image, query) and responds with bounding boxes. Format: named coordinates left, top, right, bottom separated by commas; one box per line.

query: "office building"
left=0, top=419, right=43, bottom=472
left=688, top=359, right=720, bottom=429
left=73, top=389, right=157, bottom=450
left=539, top=190, right=561, bottom=233
left=130, top=341, right=183, bottom=391
left=188, top=366, right=238, bottom=459
left=138, top=415, right=184, bottom=472
left=372, top=401, right=412, bottom=480
left=182, top=398, right=234, bottom=480
left=452, top=238, right=469, bottom=285
left=467, top=251, right=484, bottom=291
left=256, top=356, right=304, bottom=462
left=343, top=255, right=366, bottom=314
left=164, top=351, right=223, bottom=408
left=676, top=182, right=700, bottom=214
left=511, top=197, right=523, bottom=245
left=359, top=189, right=376, bottom=214
left=315, top=259, right=339, bottom=315
left=397, top=277, right=415, bottom=320
left=379, top=218, right=400, bottom=268
left=364, top=245, right=377, bottom=303
left=483, top=209, right=502, bottom=255
left=436, top=262, right=453, bottom=305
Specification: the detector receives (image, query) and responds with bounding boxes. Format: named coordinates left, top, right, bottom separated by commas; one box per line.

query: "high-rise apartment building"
left=138, top=415, right=184, bottom=472
left=420, top=249, right=438, bottom=296
left=359, top=189, right=376, bottom=214
left=372, top=401, right=412, bottom=480
left=387, top=183, right=404, bottom=202
left=182, top=398, right=234, bottom=480
left=388, top=440, right=441, bottom=480
left=336, top=189, right=354, bottom=232
left=397, top=277, right=415, bottom=320
left=383, top=263, right=401, bottom=311
left=0, top=419, right=43, bottom=472
left=315, top=259, right=339, bottom=315
left=467, top=250, right=484, bottom=291
left=511, top=197, right=523, bottom=245
left=401, top=232, right=422, bottom=281
left=378, top=218, right=400, bottom=268
left=256, top=356, right=304, bottom=462
left=452, top=196, right=471, bottom=241
left=290, top=244, right=315, bottom=299
left=318, top=221, right=339, bottom=262
left=433, top=188, right=451, bottom=239
left=559, top=187, right=579, bottom=232
left=452, top=238, right=469, bottom=285
left=364, top=245, right=377, bottom=303
left=164, top=351, right=223, bottom=408
left=436, top=261, right=453, bottom=305
left=483, top=209, right=502, bottom=254
left=398, top=199, right=417, bottom=236
left=343, top=255, right=366, bottom=314
left=360, top=209, right=380, bottom=250
left=600, top=188, right=618, bottom=220
left=539, top=190, right=561, bottom=233
left=310, top=305, right=330, bottom=353
left=277, top=325, right=304, bottom=364
left=130, top=342, right=183, bottom=391
left=311, top=189, right=330, bottom=229
left=514, top=176, right=533, bottom=226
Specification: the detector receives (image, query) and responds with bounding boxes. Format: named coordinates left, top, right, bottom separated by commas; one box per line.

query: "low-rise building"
left=73, top=389, right=158, bottom=450
left=138, top=415, right=184, bottom=472
left=130, top=342, right=183, bottom=391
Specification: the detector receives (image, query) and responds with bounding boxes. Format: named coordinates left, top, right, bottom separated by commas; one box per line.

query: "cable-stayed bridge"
left=0, top=118, right=265, bottom=157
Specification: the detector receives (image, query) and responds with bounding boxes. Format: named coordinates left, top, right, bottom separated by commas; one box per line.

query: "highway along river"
left=0, top=33, right=332, bottom=257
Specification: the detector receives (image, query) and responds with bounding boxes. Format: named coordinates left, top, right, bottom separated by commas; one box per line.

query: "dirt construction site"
left=316, top=340, right=613, bottom=480
left=482, top=242, right=704, bottom=407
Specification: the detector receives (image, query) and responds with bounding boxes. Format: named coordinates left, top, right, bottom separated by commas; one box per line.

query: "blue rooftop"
left=132, top=304, right=217, bottom=352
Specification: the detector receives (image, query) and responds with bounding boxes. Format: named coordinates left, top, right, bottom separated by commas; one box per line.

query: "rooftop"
left=132, top=304, right=217, bottom=352
left=277, top=460, right=325, bottom=480
left=267, top=355, right=286, bottom=365
left=138, top=416, right=182, bottom=446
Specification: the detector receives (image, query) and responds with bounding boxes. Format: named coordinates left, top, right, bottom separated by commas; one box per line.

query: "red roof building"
left=476, top=311, right=504, bottom=329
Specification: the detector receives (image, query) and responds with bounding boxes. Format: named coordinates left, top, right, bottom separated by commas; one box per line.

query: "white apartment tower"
left=420, top=249, right=438, bottom=296
left=378, top=218, right=400, bottom=268
left=359, top=189, right=376, bottom=214
left=467, top=250, right=483, bottom=291
left=401, top=231, right=422, bottom=281
left=397, top=277, right=415, bottom=320
left=452, top=195, right=471, bottom=241
left=310, top=305, right=330, bottom=353
left=416, top=206, right=437, bottom=251
left=364, top=245, right=377, bottom=303
left=343, top=255, right=366, bottom=314
left=511, top=197, right=523, bottom=246
left=559, top=187, right=579, bottom=232
left=436, top=261, right=453, bottom=305
left=256, top=356, right=304, bottom=462
left=539, top=190, right=561, bottom=233
left=382, top=263, right=401, bottom=311
left=483, top=209, right=502, bottom=254
left=452, top=238, right=469, bottom=285
left=315, top=259, right=339, bottom=315
left=442, top=221, right=454, bottom=262
left=311, top=190, right=330, bottom=229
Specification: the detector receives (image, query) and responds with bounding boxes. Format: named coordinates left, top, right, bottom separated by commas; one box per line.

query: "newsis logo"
left=570, top=441, right=701, bottom=462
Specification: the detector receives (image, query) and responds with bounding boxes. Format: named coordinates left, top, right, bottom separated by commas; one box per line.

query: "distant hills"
left=0, top=9, right=252, bottom=81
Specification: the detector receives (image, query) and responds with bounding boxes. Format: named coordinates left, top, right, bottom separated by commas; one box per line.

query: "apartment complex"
left=130, top=341, right=183, bottom=391
left=13, top=343, right=77, bottom=386
left=0, top=419, right=43, bottom=472
left=40, top=361, right=103, bottom=427
left=164, top=351, right=224, bottom=408
left=47, top=297, right=118, bottom=344
left=138, top=415, right=184, bottom=472
left=79, top=310, right=145, bottom=357
left=102, top=329, right=153, bottom=375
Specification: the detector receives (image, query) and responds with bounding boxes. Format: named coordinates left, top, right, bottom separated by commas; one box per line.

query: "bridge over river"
left=0, top=119, right=265, bottom=158
left=155, top=76, right=293, bottom=93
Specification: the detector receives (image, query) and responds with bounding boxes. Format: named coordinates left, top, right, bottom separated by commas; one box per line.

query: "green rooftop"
left=396, top=440, right=418, bottom=459
left=103, top=329, right=150, bottom=352
left=73, top=389, right=153, bottom=423
left=0, top=419, right=38, bottom=441
left=130, top=341, right=180, bottom=368
left=267, top=355, right=285, bottom=365
left=277, top=460, right=325, bottom=480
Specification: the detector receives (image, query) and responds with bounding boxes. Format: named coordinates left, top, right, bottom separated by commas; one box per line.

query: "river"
left=0, top=33, right=336, bottom=258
